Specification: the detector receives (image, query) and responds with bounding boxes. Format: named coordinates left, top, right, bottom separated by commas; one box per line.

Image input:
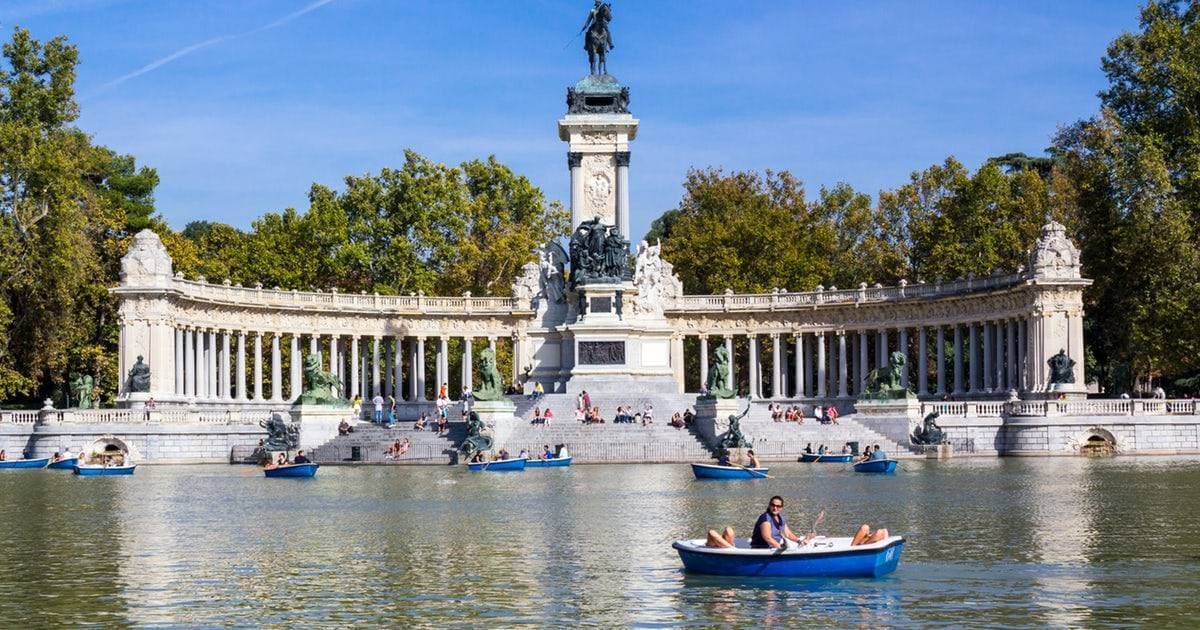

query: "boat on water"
left=46, top=457, right=79, bottom=470
left=74, top=464, right=136, bottom=476
left=0, top=457, right=50, bottom=469
left=467, top=457, right=526, bottom=471
left=853, top=459, right=898, bottom=474
left=526, top=456, right=572, bottom=468
left=799, top=453, right=855, bottom=463
left=691, top=463, right=770, bottom=480
left=264, top=463, right=319, bottom=478
left=672, top=535, right=905, bottom=578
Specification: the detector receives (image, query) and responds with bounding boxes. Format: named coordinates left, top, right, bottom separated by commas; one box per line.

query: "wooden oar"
left=740, top=465, right=774, bottom=479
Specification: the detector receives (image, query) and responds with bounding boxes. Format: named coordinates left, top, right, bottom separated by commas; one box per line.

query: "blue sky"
left=5, top=0, right=1140, bottom=241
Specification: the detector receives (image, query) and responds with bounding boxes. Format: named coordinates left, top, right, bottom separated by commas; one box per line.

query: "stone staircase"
left=501, top=392, right=715, bottom=463
left=309, top=421, right=466, bottom=465
left=736, top=401, right=912, bottom=461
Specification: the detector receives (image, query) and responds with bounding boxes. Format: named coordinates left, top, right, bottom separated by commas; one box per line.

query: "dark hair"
left=769, top=495, right=784, bottom=507
left=747, top=449, right=755, bottom=455
left=873, top=444, right=880, bottom=449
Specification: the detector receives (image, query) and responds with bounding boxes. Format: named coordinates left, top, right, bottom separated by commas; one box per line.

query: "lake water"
left=1, top=457, right=1198, bottom=627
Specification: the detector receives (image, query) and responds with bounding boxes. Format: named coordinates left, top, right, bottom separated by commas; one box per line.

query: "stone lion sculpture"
left=298, top=354, right=344, bottom=405
left=473, top=347, right=505, bottom=401
left=865, top=351, right=910, bottom=399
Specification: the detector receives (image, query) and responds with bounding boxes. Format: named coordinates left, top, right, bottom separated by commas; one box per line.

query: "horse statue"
left=473, top=347, right=505, bottom=401
left=460, top=410, right=494, bottom=459
left=865, top=351, right=910, bottom=399
left=911, top=411, right=947, bottom=445
left=581, top=0, right=614, bottom=75
left=705, top=345, right=735, bottom=399
left=298, top=354, right=345, bottom=405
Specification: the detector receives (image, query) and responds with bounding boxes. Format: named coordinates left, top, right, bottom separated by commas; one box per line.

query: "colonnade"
left=686, top=317, right=1033, bottom=399
left=170, top=328, right=507, bottom=404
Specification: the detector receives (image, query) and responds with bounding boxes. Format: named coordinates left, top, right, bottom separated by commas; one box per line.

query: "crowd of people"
left=768, top=403, right=839, bottom=424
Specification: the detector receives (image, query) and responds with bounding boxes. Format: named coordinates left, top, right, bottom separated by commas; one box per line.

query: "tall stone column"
left=220, top=331, right=231, bottom=400
left=837, top=332, right=848, bottom=398
left=409, top=338, right=419, bottom=401
left=982, top=322, right=993, bottom=392
left=416, top=337, right=427, bottom=401
left=175, top=329, right=185, bottom=395
left=968, top=323, right=979, bottom=394
left=350, top=336, right=360, bottom=402
left=393, top=336, right=404, bottom=400
left=793, top=335, right=804, bottom=398
left=858, top=331, right=869, bottom=394
left=953, top=325, right=964, bottom=395
left=329, top=335, right=339, bottom=395
left=898, top=328, right=910, bottom=387
left=371, top=337, right=381, bottom=397
left=815, top=333, right=827, bottom=398
left=207, top=330, right=217, bottom=399
left=994, top=322, right=1005, bottom=391
left=253, top=332, right=263, bottom=401
left=309, top=336, right=319, bottom=369
left=936, top=326, right=947, bottom=396
left=237, top=331, right=247, bottom=400
left=437, top=336, right=448, bottom=396
left=1017, top=318, right=1028, bottom=392
left=290, top=334, right=301, bottom=401
left=770, top=333, right=782, bottom=398
left=1006, top=320, right=1017, bottom=391
left=917, top=327, right=928, bottom=396
left=876, top=329, right=885, bottom=367
left=196, top=329, right=206, bottom=399
left=183, top=328, right=194, bottom=397
left=724, top=336, right=735, bottom=391
left=699, top=336, right=709, bottom=393
left=747, top=334, right=760, bottom=398
left=384, top=339, right=393, bottom=398
left=568, top=152, right=584, bottom=228
left=803, top=334, right=814, bottom=396
left=463, top=337, right=474, bottom=392
left=671, top=334, right=685, bottom=394
left=268, top=333, right=280, bottom=402
left=616, top=152, right=630, bottom=238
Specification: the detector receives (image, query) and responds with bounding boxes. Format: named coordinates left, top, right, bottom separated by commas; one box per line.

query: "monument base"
left=923, top=444, right=953, bottom=459
left=853, top=398, right=922, bottom=447
left=292, top=404, right=352, bottom=450
left=473, top=399, right=518, bottom=453
left=694, top=397, right=744, bottom=449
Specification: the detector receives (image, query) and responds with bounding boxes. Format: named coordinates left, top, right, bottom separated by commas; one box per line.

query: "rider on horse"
left=581, top=0, right=614, bottom=75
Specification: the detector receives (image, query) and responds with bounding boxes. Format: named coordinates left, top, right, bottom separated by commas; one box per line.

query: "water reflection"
left=0, top=457, right=1197, bottom=625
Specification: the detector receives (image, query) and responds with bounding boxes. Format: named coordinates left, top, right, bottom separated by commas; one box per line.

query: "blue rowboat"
left=74, top=464, right=136, bottom=476
left=264, top=463, right=319, bottom=478
left=526, top=456, right=572, bottom=468
left=467, top=457, right=526, bottom=472
left=673, top=536, right=905, bottom=578
left=853, top=459, right=898, bottom=474
left=46, top=457, right=79, bottom=470
left=0, top=457, right=50, bottom=469
left=691, top=463, right=770, bottom=480
left=799, top=453, right=854, bottom=463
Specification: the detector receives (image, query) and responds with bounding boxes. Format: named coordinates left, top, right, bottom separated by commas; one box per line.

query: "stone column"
left=816, top=332, right=827, bottom=398
left=416, top=337, right=427, bottom=401
left=982, top=322, right=993, bottom=392
left=917, top=327, right=928, bottom=396
left=290, top=334, right=301, bottom=401
left=616, top=152, right=631, bottom=238
left=408, top=338, right=418, bottom=401
left=370, top=337, right=381, bottom=397
left=1018, top=318, right=1028, bottom=392
left=174, top=329, right=184, bottom=395
left=803, top=334, right=814, bottom=396
left=207, top=329, right=217, bottom=400
left=237, top=331, right=247, bottom=400
left=437, top=336, right=448, bottom=396
left=994, top=321, right=1006, bottom=391
left=309, top=336, right=319, bottom=369
left=858, top=331, right=869, bottom=394
left=1006, top=320, right=1017, bottom=391
left=724, top=336, right=735, bottom=391
left=220, top=331, right=231, bottom=400
left=384, top=339, right=394, bottom=398
left=568, top=152, right=584, bottom=228
left=463, top=337, right=474, bottom=392
left=329, top=335, right=339, bottom=395
left=953, top=324, right=964, bottom=395
left=182, top=328, right=194, bottom=397
left=793, top=335, right=804, bottom=398
left=267, top=333, right=280, bottom=402
left=671, top=334, right=685, bottom=394
left=350, top=336, right=360, bottom=402
left=968, top=323, right=979, bottom=394
left=699, top=336, right=709, bottom=392
left=194, top=329, right=205, bottom=399
left=899, top=328, right=910, bottom=388
left=747, top=334, right=760, bottom=399
left=936, top=326, right=947, bottom=396
left=837, top=332, right=848, bottom=398
left=251, top=332, right=262, bottom=401
left=876, top=329, right=886, bottom=368
left=770, top=334, right=782, bottom=398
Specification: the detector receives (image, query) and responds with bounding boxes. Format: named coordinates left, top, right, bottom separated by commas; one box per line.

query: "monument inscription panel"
left=578, top=341, right=625, bottom=365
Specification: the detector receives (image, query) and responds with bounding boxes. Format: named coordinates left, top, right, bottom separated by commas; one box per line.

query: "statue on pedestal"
left=460, top=410, right=494, bottom=459
left=864, top=352, right=910, bottom=399
left=70, top=373, right=94, bottom=408
left=580, top=0, right=614, bottom=75
left=911, top=411, right=947, bottom=445
left=298, top=354, right=344, bottom=405
left=705, top=345, right=735, bottom=399
left=473, top=347, right=506, bottom=402
left=260, top=413, right=299, bottom=452
left=1047, top=349, right=1076, bottom=386
left=127, top=356, right=151, bottom=393
left=719, top=403, right=751, bottom=450
left=568, top=216, right=630, bottom=288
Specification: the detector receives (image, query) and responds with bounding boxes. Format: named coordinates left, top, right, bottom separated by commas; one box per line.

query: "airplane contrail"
left=90, top=0, right=338, bottom=96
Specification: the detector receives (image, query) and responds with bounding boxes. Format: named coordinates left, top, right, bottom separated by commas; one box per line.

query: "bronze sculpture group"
left=568, top=216, right=630, bottom=289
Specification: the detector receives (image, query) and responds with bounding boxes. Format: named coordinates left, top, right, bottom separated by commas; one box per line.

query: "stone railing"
left=165, top=278, right=526, bottom=314
left=0, top=408, right=277, bottom=426
left=669, top=272, right=1028, bottom=313
left=924, top=399, right=1200, bottom=419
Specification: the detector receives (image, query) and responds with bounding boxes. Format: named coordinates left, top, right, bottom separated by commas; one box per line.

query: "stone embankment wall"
left=937, top=415, right=1200, bottom=456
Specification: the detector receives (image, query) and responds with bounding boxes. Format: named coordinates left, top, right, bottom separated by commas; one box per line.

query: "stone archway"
left=1078, top=428, right=1116, bottom=457
left=83, top=435, right=139, bottom=465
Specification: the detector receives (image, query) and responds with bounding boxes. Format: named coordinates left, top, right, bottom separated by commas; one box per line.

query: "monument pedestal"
left=923, top=444, right=953, bottom=459
left=473, top=399, right=518, bottom=453
left=854, top=397, right=922, bottom=447
left=292, top=404, right=352, bottom=450
left=694, top=397, right=744, bottom=449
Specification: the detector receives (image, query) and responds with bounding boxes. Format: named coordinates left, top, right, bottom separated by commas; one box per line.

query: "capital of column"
left=615, top=151, right=631, bottom=167
left=567, top=152, right=583, bottom=169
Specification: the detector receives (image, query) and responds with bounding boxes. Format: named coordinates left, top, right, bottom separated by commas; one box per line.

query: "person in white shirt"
left=372, top=395, right=384, bottom=423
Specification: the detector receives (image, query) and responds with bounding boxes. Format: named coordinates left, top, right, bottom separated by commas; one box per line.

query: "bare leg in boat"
left=706, top=527, right=736, bottom=548
left=851, top=525, right=890, bottom=545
